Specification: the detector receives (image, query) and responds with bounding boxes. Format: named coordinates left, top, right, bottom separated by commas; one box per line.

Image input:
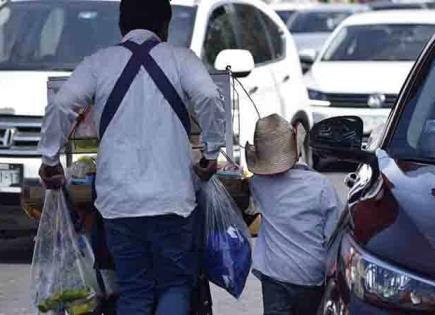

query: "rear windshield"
left=323, top=24, right=435, bottom=61
left=0, top=2, right=196, bottom=71
left=288, top=10, right=351, bottom=33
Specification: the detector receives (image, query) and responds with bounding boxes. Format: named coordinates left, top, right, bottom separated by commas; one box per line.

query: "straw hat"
left=246, top=114, right=298, bottom=175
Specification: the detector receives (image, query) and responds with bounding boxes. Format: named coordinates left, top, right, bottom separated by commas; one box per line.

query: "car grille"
left=325, top=93, right=397, bottom=108
left=0, top=115, right=42, bottom=156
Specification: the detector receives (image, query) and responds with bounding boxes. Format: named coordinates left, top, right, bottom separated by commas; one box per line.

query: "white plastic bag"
left=31, top=190, right=99, bottom=314
left=199, top=176, right=252, bottom=298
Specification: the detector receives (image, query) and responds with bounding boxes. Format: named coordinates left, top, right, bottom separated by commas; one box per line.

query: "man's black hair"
left=119, top=0, right=172, bottom=37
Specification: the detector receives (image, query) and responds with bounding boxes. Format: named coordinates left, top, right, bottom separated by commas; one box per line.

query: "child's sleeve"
left=321, top=178, right=344, bottom=243
left=249, top=178, right=264, bottom=215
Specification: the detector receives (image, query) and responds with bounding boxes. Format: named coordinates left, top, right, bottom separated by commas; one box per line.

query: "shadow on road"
left=0, top=236, right=34, bottom=264
left=320, top=162, right=357, bottom=173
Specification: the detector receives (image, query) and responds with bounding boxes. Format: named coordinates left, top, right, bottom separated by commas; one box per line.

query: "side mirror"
left=299, top=49, right=317, bottom=74
left=309, top=116, right=377, bottom=168
left=215, top=49, right=255, bottom=78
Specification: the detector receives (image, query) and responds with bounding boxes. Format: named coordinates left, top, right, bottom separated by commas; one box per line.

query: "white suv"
left=0, top=0, right=309, bottom=234
left=305, top=10, right=435, bottom=136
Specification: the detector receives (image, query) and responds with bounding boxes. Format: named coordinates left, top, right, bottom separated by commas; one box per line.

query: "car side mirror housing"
left=215, top=49, right=255, bottom=78
left=299, top=49, right=317, bottom=74
left=309, top=116, right=378, bottom=168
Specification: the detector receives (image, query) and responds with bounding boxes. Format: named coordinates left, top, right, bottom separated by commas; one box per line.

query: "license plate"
left=0, top=164, right=23, bottom=188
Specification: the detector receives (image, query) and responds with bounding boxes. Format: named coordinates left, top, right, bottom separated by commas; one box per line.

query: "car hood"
left=305, top=61, right=414, bottom=94
left=292, top=33, right=330, bottom=52
left=0, top=71, right=69, bottom=116
left=352, top=150, right=435, bottom=279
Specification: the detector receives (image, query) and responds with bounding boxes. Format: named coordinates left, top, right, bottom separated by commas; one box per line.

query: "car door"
left=201, top=3, right=280, bottom=164
left=256, top=10, right=310, bottom=124
left=200, top=4, right=243, bottom=162
left=231, top=3, right=282, bottom=144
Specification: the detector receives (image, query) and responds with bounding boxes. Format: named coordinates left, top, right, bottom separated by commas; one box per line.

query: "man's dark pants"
left=258, top=272, right=324, bottom=315
left=104, top=213, right=196, bottom=315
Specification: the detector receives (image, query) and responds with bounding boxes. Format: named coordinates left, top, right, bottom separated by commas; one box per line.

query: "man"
left=38, top=1, right=226, bottom=314
left=246, top=114, right=342, bottom=315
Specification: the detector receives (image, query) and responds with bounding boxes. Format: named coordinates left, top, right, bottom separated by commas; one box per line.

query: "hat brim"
left=245, top=142, right=297, bottom=175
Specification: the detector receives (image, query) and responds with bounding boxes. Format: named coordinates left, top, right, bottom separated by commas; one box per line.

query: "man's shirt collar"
left=122, top=29, right=161, bottom=43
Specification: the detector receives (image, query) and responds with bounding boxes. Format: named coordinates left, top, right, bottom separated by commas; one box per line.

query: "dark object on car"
left=311, top=34, right=435, bottom=314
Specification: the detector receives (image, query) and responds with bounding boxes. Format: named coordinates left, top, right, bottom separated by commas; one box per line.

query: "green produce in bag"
left=31, top=189, right=100, bottom=314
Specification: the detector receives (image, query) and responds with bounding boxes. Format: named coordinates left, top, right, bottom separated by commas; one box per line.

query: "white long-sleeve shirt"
left=38, top=30, right=226, bottom=219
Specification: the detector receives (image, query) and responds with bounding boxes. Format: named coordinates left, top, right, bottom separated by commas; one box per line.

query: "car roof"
left=296, top=3, right=368, bottom=13
left=370, top=0, right=428, bottom=10
left=7, top=0, right=199, bottom=4
left=170, top=0, right=199, bottom=6
left=270, top=2, right=317, bottom=11
left=7, top=0, right=276, bottom=8
left=341, top=10, right=435, bottom=26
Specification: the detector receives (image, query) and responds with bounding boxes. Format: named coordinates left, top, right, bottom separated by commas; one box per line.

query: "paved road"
left=0, top=173, right=348, bottom=315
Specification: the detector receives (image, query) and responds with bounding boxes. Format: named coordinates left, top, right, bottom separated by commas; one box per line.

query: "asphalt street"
left=0, top=172, right=348, bottom=315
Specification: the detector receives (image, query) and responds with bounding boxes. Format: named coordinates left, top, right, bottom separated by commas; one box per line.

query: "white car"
left=287, top=4, right=368, bottom=54
left=305, top=10, right=435, bottom=147
left=0, top=0, right=309, bottom=234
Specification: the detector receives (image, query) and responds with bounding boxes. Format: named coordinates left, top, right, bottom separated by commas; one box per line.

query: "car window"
left=202, top=4, right=238, bottom=68
left=323, top=24, right=435, bottom=62
left=276, top=10, right=295, bottom=23
left=0, top=2, right=195, bottom=71
left=288, top=11, right=351, bottom=33
left=168, top=6, right=197, bottom=48
left=258, top=11, right=286, bottom=60
left=389, top=49, right=435, bottom=161
left=233, top=4, right=273, bottom=65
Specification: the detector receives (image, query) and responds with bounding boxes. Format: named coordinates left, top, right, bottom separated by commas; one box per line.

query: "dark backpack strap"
left=100, top=39, right=191, bottom=139
left=120, top=41, right=191, bottom=136
left=99, top=39, right=159, bottom=139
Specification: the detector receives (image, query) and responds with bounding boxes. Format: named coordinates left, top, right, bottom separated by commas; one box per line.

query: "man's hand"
left=39, top=163, right=65, bottom=190
left=194, top=158, right=218, bottom=181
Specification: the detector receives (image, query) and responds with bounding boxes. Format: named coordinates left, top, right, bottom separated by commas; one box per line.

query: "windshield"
left=323, top=24, right=435, bottom=61
left=389, top=49, right=435, bottom=163
left=288, top=10, right=351, bottom=33
left=0, top=2, right=196, bottom=71
left=276, top=10, right=295, bottom=23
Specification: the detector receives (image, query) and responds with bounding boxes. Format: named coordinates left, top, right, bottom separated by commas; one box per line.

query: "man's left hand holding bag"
left=39, top=163, right=66, bottom=190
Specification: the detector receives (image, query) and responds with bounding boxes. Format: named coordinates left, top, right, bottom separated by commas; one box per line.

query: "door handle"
left=282, top=75, right=290, bottom=83
left=249, top=86, right=259, bottom=95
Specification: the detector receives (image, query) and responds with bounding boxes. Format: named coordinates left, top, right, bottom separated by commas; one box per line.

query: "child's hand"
left=194, top=158, right=217, bottom=181
left=39, top=163, right=65, bottom=190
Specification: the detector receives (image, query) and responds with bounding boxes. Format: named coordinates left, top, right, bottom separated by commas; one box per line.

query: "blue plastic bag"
left=198, top=176, right=252, bottom=299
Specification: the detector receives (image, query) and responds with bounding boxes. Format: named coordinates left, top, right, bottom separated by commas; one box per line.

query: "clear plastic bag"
left=31, top=190, right=100, bottom=314
left=198, top=176, right=252, bottom=299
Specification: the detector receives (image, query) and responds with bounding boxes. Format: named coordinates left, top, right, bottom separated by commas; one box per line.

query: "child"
left=246, top=114, right=342, bottom=315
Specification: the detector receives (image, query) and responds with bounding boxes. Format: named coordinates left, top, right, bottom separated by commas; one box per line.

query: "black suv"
left=311, top=35, right=435, bottom=314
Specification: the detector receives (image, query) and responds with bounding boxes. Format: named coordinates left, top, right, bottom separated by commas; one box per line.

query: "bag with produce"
left=198, top=176, right=252, bottom=299
left=31, top=189, right=100, bottom=314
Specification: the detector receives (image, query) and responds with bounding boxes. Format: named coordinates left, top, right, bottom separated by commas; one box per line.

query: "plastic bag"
left=198, top=176, right=252, bottom=299
left=31, top=190, right=100, bottom=314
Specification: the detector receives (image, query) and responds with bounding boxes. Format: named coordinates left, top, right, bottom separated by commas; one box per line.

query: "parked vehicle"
left=0, top=0, right=309, bottom=235
left=370, top=0, right=430, bottom=11
left=304, top=10, right=435, bottom=167
left=287, top=4, right=368, bottom=55
left=310, top=33, right=435, bottom=314
left=271, top=1, right=316, bottom=24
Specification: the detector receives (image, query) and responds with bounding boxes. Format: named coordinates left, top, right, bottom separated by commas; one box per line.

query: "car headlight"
left=307, top=89, right=330, bottom=107
left=341, top=234, right=435, bottom=312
